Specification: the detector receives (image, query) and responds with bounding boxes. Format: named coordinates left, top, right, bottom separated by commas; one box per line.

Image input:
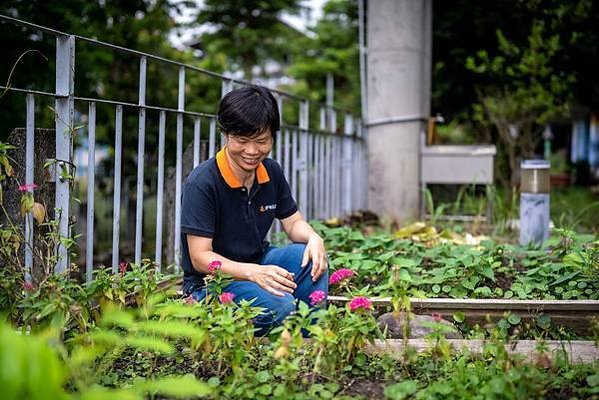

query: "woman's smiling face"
left=225, top=129, right=273, bottom=172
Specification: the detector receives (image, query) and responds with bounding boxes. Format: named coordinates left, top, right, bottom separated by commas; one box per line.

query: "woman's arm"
left=280, top=211, right=328, bottom=282
left=187, top=235, right=297, bottom=297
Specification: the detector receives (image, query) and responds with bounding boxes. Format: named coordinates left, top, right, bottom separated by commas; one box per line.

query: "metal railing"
left=0, top=15, right=368, bottom=281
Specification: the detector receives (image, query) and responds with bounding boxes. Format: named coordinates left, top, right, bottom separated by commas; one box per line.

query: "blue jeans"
left=190, top=243, right=329, bottom=336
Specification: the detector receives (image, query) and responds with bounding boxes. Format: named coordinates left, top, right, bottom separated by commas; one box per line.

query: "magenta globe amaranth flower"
left=431, top=312, right=443, bottom=322
left=308, top=290, right=326, bottom=306
left=18, top=183, right=38, bottom=192
left=22, top=281, right=36, bottom=292
left=348, top=296, right=372, bottom=312
left=119, top=261, right=128, bottom=276
left=329, top=268, right=354, bottom=285
left=219, top=292, right=236, bottom=304
left=207, top=260, right=222, bottom=274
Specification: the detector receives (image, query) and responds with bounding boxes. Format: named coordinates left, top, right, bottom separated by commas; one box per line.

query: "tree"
left=286, top=0, right=360, bottom=114
left=467, top=21, right=574, bottom=187
left=192, top=0, right=305, bottom=79
left=432, top=0, right=598, bottom=188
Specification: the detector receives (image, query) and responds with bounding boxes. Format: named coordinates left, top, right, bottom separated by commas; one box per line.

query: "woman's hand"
left=248, top=265, right=297, bottom=297
left=302, top=233, right=328, bottom=282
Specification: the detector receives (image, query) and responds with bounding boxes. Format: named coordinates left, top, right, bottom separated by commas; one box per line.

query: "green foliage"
left=467, top=20, right=574, bottom=185
left=193, top=0, right=304, bottom=79
left=0, top=320, right=69, bottom=400
left=286, top=0, right=360, bottom=113
left=313, top=221, right=599, bottom=302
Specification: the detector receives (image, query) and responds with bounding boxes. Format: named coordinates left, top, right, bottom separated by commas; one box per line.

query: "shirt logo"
left=259, top=204, right=277, bottom=212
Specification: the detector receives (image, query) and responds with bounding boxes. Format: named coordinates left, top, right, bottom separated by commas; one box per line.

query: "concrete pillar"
left=366, top=0, right=432, bottom=223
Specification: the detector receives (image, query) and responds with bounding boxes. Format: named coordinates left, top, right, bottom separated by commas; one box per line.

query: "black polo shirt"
left=180, top=146, right=298, bottom=293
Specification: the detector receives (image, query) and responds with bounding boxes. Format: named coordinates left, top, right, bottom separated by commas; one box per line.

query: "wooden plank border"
left=328, top=296, right=599, bottom=311
left=328, top=296, right=599, bottom=334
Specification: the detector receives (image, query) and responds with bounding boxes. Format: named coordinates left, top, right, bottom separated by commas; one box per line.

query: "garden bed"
left=314, top=221, right=598, bottom=302
left=329, top=296, right=599, bottom=336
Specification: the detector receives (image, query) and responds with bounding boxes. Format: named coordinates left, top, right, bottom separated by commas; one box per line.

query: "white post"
left=54, top=34, right=75, bottom=274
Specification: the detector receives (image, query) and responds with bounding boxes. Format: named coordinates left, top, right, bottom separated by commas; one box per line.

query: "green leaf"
left=479, top=266, right=495, bottom=281
left=432, top=284, right=441, bottom=294
left=394, top=258, right=418, bottom=268
left=507, top=314, right=521, bottom=325
left=384, top=380, right=418, bottom=400
left=137, top=320, right=206, bottom=343
left=587, top=374, right=599, bottom=387
left=124, top=337, right=173, bottom=354
left=140, top=375, right=212, bottom=397
left=79, top=387, right=141, bottom=400
left=453, top=311, right=465, bottom=323
left=548, top=271, right=580, bottom=287
left=399, top=269, right=412, bottom=283
left=536, top=314, right=551, bottom=329
left=255, top=371, right=270, bottom=383
left=258, top=384, right=272, bottom=395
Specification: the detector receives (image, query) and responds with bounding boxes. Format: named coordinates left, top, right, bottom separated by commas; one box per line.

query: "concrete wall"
left=367, top=0, right=432, bottom=223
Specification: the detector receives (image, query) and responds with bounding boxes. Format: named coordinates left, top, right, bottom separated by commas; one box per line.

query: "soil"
left=494, top=270, right=514, bottom=291
left=339, top=377, right=387, bottom=399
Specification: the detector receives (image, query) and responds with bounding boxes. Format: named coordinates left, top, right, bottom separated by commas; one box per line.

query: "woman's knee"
left=272, top=293, right=296, bottom=324
left=255, top=293, right=296, bottom=329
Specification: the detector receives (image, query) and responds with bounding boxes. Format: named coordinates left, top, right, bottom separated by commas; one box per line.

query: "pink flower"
left=431, top=312, right=443, bottom=322
left=18, top=183, right=38, bottom=192
left=23, top=281, right=36, bottom=292
left=329, top=268, right=354, bottom=285
left=308, top=290, right=326, bottom=306
left=219, top=292, right=235, bottom=304
left=348, top=296, right=372, bottom=312
left=185, top=295, right=197, bottom=305
left=119, top=261, right=128, bottom=276
left=207, top=260, right=222, bottom=274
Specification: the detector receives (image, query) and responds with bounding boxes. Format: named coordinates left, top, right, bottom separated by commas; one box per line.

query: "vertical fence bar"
left=291, top=129, right=298, bottom=203
left=220, top=79, right=232, bottom=149
left=313, top=132, right=321, bottom=220
left=174, top=65, right=185, bottom=269
left=326, top=75, right=336, bottom=218
left=327, top=136, right=333, bottom=219
left=85, top=102, right=96, bottom=282
left=54, top=34, right=75, bottom=274
left=330, top=110, right=338, bottom=217
left=283, top=129, right=291, bottom=184
left=358, top=121, right=367, bottom=210
left=112, top=105, right=123, bottom=272
left=134, top=56, right=147, bottom=266
left=274, top=130, right=282, bottom=236
left=155, top=111, right=166, bottom=271
left=274, top=95, right=283, bottom=234
left=343, top=113, right=353, bottom=215
left=307, top=130, right=314, bottom=220
left=320, top=107, right=329, bottom=219
left=221, top=79, right=233, bottom=97
left=24, top=94, right=35, bottom=282
left=352, top=122, right=359, bottom=213
left=193, top=117, right=201, bottom=168
left=298, top=100, right=309, bottom=216
left=209, top=118, right=216, bottom=158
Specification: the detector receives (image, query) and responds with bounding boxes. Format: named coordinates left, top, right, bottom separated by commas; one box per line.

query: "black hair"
left=217, top=84, right=280, bottom=140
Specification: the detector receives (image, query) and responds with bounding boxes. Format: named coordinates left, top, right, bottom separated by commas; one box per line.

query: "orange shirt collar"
left=216, top=146, right=270, bottom=188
